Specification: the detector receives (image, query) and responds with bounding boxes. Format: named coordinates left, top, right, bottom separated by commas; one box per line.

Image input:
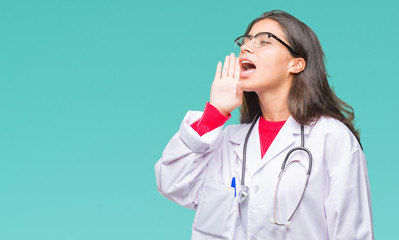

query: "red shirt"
left=191, top=102, right=286, bottom=158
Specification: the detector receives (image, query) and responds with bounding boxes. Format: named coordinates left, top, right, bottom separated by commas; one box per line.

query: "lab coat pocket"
left=192, top=178, right=238, bottom=239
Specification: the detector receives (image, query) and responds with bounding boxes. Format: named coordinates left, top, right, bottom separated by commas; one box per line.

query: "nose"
left=240, top=42, right=255, bottom=54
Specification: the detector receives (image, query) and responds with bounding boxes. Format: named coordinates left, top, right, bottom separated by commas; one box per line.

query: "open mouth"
left=240, top=59, right=256, bottom=78
left=241, top=60, right=256, bottom=71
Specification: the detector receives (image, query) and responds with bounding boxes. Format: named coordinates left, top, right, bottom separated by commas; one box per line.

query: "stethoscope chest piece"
left=238, top=185, right=249, bottom=203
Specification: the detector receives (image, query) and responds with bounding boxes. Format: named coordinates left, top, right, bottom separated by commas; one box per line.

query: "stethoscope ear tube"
left=272, top=125, right=313, bottom=226
left=272, top=172, right=310, bottom=226
left=281, top=147, right=313, bottom=175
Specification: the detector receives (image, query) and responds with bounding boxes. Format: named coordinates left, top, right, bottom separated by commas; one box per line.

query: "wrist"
left=209, top=102, right=231, bottom=117
left=216, top=108, right=230, bottom=117
left=190, top=102, right=230, bottom=136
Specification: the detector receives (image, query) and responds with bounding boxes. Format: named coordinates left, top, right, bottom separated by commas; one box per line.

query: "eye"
left=257, top=34, right=271, bottom=46
left=259, top=40, right=270, bottom=46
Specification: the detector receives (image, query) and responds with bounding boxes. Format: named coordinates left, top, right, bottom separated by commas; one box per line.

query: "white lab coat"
left=155, top=110, right=374, bottom=240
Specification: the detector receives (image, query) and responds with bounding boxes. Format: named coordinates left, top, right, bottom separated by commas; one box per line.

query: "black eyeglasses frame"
left=234, top=32, right=298, bottom=56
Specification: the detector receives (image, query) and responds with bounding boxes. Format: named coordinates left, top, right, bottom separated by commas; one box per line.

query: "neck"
left=257, top=89, right=290, bottom=122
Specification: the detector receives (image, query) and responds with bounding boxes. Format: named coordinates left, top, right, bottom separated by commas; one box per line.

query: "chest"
left=206, top=131, right=329, bottom=222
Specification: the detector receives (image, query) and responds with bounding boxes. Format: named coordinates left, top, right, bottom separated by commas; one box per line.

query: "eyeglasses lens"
left=234, top=41, right=241, bottom=55
left=234, top=36, right=248, bottom=55
left=236, top=36, right=249, bottom=47
left=234, top=33, right=271, bottom=53
left=254, top=33, right=270, bottom=48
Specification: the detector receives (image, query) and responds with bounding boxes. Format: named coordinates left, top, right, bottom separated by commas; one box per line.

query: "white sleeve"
left=324, top=147, right=374, bottom=240
left=154, top=110, right=225, bottom=210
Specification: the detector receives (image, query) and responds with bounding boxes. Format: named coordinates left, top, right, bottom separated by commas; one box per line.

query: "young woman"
left=155, top=10, right=373, bottom=240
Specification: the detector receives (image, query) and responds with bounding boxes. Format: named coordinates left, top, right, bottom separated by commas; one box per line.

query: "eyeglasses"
left=234, top=32, right=298, bottom=56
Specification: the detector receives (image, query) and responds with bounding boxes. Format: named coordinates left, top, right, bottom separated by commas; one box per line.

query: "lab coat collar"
left=230, top=115, right=311, bottom=176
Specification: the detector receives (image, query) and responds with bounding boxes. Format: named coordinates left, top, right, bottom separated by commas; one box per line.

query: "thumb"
left=236, top=81, right=243, bottom=97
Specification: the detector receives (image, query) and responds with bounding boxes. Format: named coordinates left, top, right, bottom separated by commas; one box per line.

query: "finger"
left=222, top=55, right=230, bottom=78
left=214, top=61, right=222, bottom=80
left=234, top=57, right=241, bottom=79
left=228, top=53, right=235, bottom=77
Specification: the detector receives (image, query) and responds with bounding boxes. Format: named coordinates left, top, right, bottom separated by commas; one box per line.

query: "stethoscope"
left=237, top=112, right=313, bottom=227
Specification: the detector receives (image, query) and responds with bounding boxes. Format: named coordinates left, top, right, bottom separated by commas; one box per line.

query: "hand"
left=210, top=53, right=243, bottom=116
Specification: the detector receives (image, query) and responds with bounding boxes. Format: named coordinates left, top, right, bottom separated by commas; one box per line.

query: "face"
left=238, top=19, right=296, bottom=94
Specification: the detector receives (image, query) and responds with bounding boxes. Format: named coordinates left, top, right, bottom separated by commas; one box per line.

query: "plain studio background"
left=0, top=0, right=397, bottom=239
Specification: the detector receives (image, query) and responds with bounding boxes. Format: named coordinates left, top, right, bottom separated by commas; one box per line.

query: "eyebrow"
left=248, top=32, right=271, bottom=38
left=247, top=32, right=276, bottom=42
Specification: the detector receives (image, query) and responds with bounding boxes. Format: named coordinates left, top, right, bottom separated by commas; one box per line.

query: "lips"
left=239, top=57, right=256, bottom=78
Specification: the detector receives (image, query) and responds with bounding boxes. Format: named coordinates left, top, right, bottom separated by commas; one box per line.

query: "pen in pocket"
left=231, top=177, right=236, bottom=197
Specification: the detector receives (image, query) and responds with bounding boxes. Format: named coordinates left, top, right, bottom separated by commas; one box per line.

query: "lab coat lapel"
left=230, top=120, right=261, bottom=176
left=259, top=116, right=310, bottom=171
left=242, top=120, right=261, bottom=176
left=230, top=115, right=310, bottom=176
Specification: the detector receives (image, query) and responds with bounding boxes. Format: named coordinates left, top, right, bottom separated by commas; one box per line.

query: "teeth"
left=241, top=60, right=255, bottom=71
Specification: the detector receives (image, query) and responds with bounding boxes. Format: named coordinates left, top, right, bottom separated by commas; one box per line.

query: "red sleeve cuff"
left=190, top=102, right=231, bottom=136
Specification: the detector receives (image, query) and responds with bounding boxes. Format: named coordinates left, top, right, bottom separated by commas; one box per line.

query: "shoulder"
left=314, top=116, right=359, bottom=145
left=310, top=116, right=363, bottom=159
left=311, top=116, right=351, bottom=134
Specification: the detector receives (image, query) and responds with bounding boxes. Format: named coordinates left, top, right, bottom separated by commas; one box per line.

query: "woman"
left=155, top=10, right=373, bottom=240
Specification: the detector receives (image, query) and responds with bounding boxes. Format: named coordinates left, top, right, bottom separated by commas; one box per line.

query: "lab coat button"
left=252, top=185, right=259, bottom=194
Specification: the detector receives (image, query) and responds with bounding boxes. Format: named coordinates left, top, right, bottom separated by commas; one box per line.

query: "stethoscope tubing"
left=241, top=111, right=262, bottom=187
left=239, top=112, right=313, bottom=227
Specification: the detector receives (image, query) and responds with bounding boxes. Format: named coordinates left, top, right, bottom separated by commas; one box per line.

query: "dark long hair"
left=239, top=10, right=361, bottom=146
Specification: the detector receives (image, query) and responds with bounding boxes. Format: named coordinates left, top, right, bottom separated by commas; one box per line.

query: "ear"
left=288, top=57, right=306, bottom=74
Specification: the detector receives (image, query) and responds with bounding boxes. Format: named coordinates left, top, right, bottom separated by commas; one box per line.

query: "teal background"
left=0, top=0, right=397, bottom=239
